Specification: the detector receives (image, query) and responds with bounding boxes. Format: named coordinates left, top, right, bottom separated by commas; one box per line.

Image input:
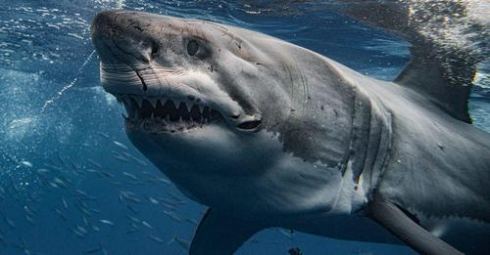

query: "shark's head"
left=91, top=11, right=368, bottom=216
left=91, top=11, right=291, bottom=175
left=91, top=10, right=270, bottom=131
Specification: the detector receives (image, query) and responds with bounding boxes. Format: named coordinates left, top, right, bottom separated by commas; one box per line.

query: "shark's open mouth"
left=117, top=95, right=224, bottom=133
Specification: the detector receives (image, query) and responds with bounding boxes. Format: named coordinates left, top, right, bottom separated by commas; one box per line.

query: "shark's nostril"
left=133, top=25, right=143, bottom=32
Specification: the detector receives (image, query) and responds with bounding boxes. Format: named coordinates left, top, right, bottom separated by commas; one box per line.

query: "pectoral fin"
left=367, top=195, right=464, bottom=255
left=190, top=209, right=265, bottom=255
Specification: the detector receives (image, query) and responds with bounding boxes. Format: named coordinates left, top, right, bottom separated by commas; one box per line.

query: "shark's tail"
left=336, top=0, right=489, bottom=123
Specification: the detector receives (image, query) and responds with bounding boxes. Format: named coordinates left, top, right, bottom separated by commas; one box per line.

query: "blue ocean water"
left=0, top=1, right=488, bottom=254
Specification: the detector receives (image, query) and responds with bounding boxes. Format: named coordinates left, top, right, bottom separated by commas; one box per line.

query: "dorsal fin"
left=336, top=1, right=481, bottom=123
left=394, top=44, right=475, bottom=123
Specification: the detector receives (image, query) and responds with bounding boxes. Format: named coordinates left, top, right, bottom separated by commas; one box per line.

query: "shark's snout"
left=91, top=10, right=145, bottom=41
left=91, top=10, right=115, bottom=37
left=91, top=10, right=158, bottom=66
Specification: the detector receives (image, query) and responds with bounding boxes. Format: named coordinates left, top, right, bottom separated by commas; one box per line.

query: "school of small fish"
left=0, top=132, right=208, bottom=255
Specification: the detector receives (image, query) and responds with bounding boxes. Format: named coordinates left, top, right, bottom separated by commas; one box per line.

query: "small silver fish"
left=163, top=210, right=182, bottom=223
left=148, top=235, right=164, bottom=244
left=113, top=141, right=129, bottom=150
left=122, top=172, right=137, bottom=180
left=20, top=161, right=33, bottom=168
left=169, top=236, right=190, bottom=251
left=141, top=221, right=153, bottom=229
left=99, top=219, right=115, bottom=226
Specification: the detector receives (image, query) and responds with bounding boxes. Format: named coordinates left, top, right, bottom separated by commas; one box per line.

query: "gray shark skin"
left=91, top=10, right=490, bottom=255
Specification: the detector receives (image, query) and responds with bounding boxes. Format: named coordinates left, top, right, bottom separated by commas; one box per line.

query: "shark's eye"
left=187, top=40, right=199, bottom=56
left=151, top=43, right=159, bottom=58
left=237, top=120, right=262, bottom=131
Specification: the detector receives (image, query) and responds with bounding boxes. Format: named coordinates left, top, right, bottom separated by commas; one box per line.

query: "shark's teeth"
left=173, top=99, right=181, bottom=109
left=184, top=100, right=193, bottom=110
left=133, top=97, right=143, bottom=108
left=116, top=94, right=225, bottom=133
left=148, top=98, right=158, bottom=108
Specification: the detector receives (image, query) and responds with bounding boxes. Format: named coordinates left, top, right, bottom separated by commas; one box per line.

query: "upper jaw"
left=117, top=94, right=225, bottom=134
left=116, top=92, right=263, bottom=134
left=102, top=65, right=263, bottom=134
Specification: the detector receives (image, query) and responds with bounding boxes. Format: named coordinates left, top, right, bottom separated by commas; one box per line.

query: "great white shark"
left=90, top=8, right=490, bottom=255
